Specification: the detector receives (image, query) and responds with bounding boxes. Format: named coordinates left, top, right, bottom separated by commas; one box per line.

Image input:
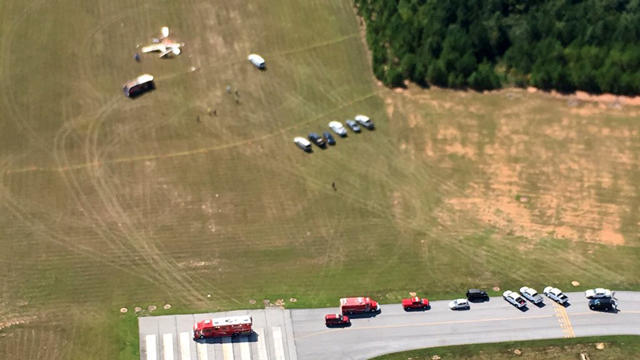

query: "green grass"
left=1, top=0, right=640, bottom=359
left=372, top=336, right=640, bottom=360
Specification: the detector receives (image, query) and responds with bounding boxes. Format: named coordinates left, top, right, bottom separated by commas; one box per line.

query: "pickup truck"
left=402, top=296, right=429, bottom=311
left=503, top=290, right=527, bottom=308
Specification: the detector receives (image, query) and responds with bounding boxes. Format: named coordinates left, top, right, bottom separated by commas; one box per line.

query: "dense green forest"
left=354, top=0, right=640, bottom=94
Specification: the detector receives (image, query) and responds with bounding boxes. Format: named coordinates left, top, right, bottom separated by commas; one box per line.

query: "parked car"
left=466, top=289, right=489, bottom=302
left=308, top=133, right=326, bottom=148
left=247, top=54, right=266, bottom=69
left=324, top=313, right=350, bottom=327
left=519, top=287, right=544, bottom=305
left=402, top=296, right=429, bottom=311
left=323, top=131, right=336, bottom=145
left=354, top=114, right=375, bottom=129
left=589, top=298, right=617, bottom=312
left=543, top=286, right=569, bottom=305
left=293, top=137, right=312, bottom=152
left=328, top=121, right=348, bottom=137
left=585, top=288, right=613, bottom=299
left=449, top=298, right=470, bottom=310
left=345, top=120, right=361, bottom=133
left=503, top=290, right=527, bottom=308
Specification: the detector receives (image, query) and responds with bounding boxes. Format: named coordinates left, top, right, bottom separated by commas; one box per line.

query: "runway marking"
left=222, top=337, right=234, bottom=360
left=238, top=337, right=251, bottom=360
left=196, top=342, right=208, bottom=360
left=163, top=333, right=175, bottom=360
left=296, top=314, right=554, bottom=339
left=553, top=303, right=575, bottom=338
left=254, top=328, right=269, bottom=360
left=272, top=326, right=286, bottom=360
left=146, top=335, right=158, bottom=360
left=179, top=332, right=191, bottom=360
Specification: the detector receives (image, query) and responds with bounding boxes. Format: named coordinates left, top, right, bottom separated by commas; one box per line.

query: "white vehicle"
left=123, top=74, right=155, bottom=97
left=248, top=54, right=266, bottom=69
left=354, top=114, right=374, bottom=129
left=503, top=290, right=527, bottom=308
left=328, top=121, right=347, bottom=137
left=293, top=137, right=312, bottom=152
left=448, top=298, right=470, bottom=310
left=543, top=287, right=569, bottom=304
left=519, top=287, right=544, bottom=305
left=585, top=288, right=613, bottom=299
left=543, top=286, right=569, bottom=304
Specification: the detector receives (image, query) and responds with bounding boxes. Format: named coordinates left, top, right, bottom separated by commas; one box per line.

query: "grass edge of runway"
left=372, top=335, right=640, bottom=360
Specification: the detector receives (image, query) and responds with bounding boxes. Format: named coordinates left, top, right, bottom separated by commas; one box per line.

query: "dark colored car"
left=308, top=132, right=326, bottom=148
left=589, top=298, right=617, bottom=312
left=325, top=314, right=350, bottom=327
left=467, top=289, right=489, bottom=302
left=323, top=131, right=336, bottom=145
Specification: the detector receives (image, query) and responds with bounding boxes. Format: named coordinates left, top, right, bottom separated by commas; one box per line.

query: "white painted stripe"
left=254, top=328, right=268, bottom=360
left=163, top=333, right=175, bottom=360
left=179, top=332, right=191, bottom=360
left=146, top=335, right=158, bottom=360
left=238, top=337, right=251, bottom=360
left=272, top=327, right=285, bottom=360
left=196, top=342, right=208, bottom=360
left=222, top=337, right=234, bottom=360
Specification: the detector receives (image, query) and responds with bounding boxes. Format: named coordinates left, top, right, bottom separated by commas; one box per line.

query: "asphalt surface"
left=139, top=291, right=640, bottom=360
left=292, top=291, right=640, bottom=360
left=139, top=308, right=297, bottom=360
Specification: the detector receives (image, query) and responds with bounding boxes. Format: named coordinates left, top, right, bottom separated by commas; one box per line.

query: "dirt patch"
left=390, top=86, right=635, bottom=247
left=0, top=316, right=37, bottom=331
left=385, top=97, right=394, bottom=119
left=599, top=225, right=625, bottom=246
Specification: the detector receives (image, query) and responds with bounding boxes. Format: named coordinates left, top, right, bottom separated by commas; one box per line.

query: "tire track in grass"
left=60, top=96, right=215, bottom=306
left=0, top=0, right=48, bottom=145
left=5, top=90, right=382, bottom=175
left=49, top=98, right=211, bottom=305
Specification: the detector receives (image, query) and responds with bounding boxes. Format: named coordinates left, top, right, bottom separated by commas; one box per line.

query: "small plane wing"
left=141, top=44, right=166, bottom=53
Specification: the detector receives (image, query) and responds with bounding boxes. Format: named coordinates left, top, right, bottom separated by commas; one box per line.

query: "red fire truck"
left=193, top=315, right=253, bottom=339
left=339, top=297, right=380, bottom=315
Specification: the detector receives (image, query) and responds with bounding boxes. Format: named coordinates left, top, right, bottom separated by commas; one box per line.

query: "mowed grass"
left=1, top=0, right=640, bottom=359
left=372, top=335, right=640, bottom=360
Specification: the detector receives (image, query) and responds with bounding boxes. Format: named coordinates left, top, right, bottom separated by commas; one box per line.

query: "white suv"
left=585, top=288, right=612, bottom=299
left=328, top=121, right=347, bottom=137
left=543, top=286, right=569, bottom=304
left=519, top=287, right=544, bottom=305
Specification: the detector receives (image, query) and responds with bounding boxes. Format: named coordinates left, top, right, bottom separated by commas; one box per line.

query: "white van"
left=293, top=137, right=312, bottom=152
left=248, top=54, right=266, bottom=69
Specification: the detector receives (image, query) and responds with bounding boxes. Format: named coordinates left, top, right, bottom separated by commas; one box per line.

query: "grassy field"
left=374, top=336, right=640, bottom=360
left=1, top=0, right=640, bottom=359
left=372, top=335, right=640, bottom=360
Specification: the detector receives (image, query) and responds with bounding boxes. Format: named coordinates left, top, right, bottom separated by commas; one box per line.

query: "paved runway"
left=139, top=308, right=297, bottom=360
left=292, top=291, right=640, bottom=359
left=139, top=291, right=640, bottom=360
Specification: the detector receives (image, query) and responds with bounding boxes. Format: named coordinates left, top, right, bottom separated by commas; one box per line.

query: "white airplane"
left=141, top=26, right=184, bottom=58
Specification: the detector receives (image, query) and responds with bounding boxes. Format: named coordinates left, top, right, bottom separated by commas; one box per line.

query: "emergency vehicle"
left=193, top=315, right=252, bottom=339
left=402, top=296, right=430, bottom=310
left=324, top=314, right=350, bottom=327
left=339, top=297, right=380, bottom=315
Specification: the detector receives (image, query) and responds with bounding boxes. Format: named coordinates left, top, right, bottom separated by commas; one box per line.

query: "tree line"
left=355, top=0, right=640, bottom=94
